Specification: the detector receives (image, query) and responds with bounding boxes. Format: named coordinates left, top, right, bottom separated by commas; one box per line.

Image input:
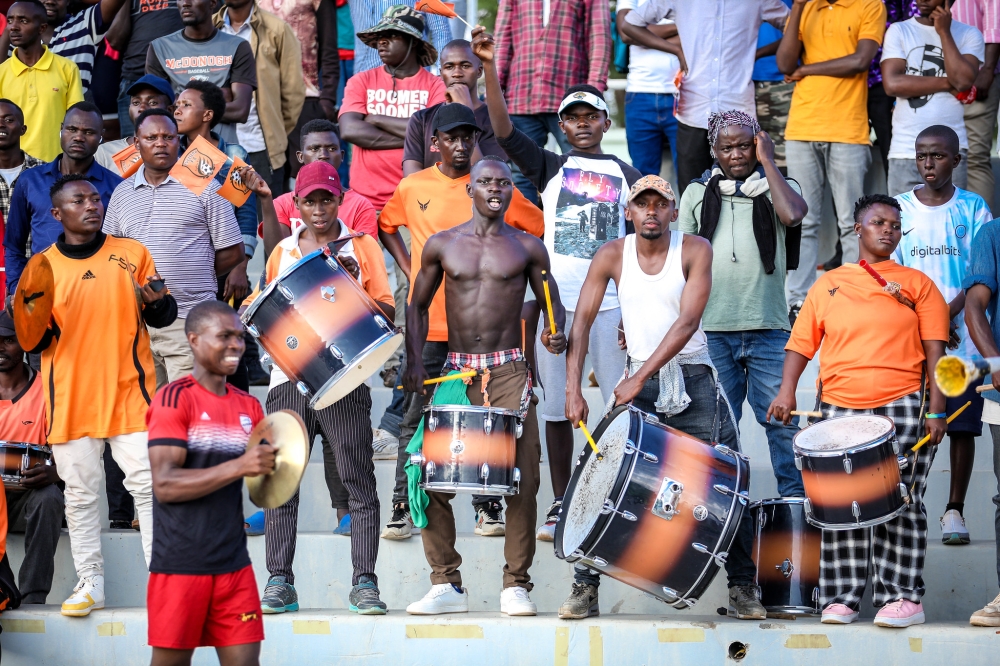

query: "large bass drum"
left=750, top=498, right=821, bottom=614
left=555, top=406, right=750, bottom=609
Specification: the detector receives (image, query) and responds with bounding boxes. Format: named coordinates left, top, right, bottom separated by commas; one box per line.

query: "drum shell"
left=417, top=405, right=520, bottom=496
left=242, top=250, right=400, bottom=409
left=555, top=407, right=750, bottom=609
left=0, top=443, right=52, bottom=489
left=750, top=498, right=820, bottom=614
left=795, top=434, right=906, bottom=530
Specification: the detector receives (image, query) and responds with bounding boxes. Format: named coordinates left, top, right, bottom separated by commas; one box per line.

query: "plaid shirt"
left=0, top=153, right=43, bottom=218
left=495, top=0, right=610, bottom=115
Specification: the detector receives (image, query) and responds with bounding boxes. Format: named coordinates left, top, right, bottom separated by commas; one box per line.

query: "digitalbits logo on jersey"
left=240, top=414, right=253, bottom=434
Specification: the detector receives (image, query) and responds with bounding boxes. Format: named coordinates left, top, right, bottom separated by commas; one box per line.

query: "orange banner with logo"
left=169, top=135, right=226, bottom=196
left=217, top=156, right=253, bottom=207
left=112, top=142, right=143, bottom=178
left=415, top=0, right=457, bottom=18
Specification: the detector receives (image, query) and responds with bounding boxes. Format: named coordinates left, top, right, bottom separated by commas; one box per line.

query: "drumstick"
left=790, top=410, right=824, bottom=417
left=541, top=270, right=557, bottom=336
left=858, top=259, right=888, bottom=287
left=578, top=420, right=603, bottom=461
left=859, top=259, right=916, bottom=309
left=977, top=384, right=994, bottom=393
left=912, top=400, right=971, bottom=452
left=395, top=370, right=477, bottom=390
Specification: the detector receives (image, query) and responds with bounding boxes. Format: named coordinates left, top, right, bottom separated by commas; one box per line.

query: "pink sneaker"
left=874, top=600, right=925, bottom=628
left=821, top=603, right=859, bottom=624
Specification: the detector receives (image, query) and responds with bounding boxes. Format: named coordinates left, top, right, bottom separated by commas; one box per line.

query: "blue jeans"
left=707, top=330, right=804, bottom=498
left=624, top=92, right=678, bottom=177
left=509, top=113, right=572, bottom=205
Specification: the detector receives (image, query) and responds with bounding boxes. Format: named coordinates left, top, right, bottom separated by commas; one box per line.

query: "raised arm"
left=471, top=26, right=513, bottom=141
left=149, top=444, right=274, bottom=504
left=99, top=0, right=130, bottom=28
left=756, top=131, right=806, bottom=226
left=931, top=3, right=978, bottom=91
left=401, top=232, right=447, bottom=393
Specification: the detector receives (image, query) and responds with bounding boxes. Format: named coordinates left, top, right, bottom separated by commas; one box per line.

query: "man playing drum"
left=241, top=160, right=394, bottom=615
left=402, top=157, right=566, bottom=616
left=767, top=194, right=948, bottom=628
left=562, top=175, right=766, bottom=621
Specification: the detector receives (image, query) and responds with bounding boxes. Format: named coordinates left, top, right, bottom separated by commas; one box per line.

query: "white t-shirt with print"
left=882, top=17, right=984, bottom=159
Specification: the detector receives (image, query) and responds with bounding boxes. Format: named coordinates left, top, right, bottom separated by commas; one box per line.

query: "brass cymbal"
left=245, top=410, right=309, bottom=509
left=13, top=254, right=54, bottom=351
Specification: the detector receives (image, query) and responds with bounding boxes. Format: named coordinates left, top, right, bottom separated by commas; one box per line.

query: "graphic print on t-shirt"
left=554, top=168, right=623, bottom=259
left=905, top=44, right=944, bottom=109
left=366, top=88, right=431, bottom=117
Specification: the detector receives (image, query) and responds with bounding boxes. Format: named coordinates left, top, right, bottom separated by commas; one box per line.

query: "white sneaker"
left=941, top=509, right=970, bottom=544
left=406, top=584, right=469, bottom=615
left=62, top=575, right=105, bottom=617
left=372, top=428, right=399, bottom=460
left=500, top=586, right=537, bottom=616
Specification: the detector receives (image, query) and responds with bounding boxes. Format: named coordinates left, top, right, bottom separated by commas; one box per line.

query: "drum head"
left=13, top=254, right=55, bottom=351
left=793, top=415, right=894, bottom=454
left=560, top=409, right=632, bottom=558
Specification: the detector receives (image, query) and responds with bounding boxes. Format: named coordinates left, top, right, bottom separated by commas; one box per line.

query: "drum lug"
left=776, top=558, right=794, bottom=578
left=679, top=597, right=698, bottom=609
left=892, top=437, right=900, bottom=455
left=515, top=419, right=523, bottom=439
left=276, top=282, right=294, bottom=302
left=374, top=314, right=393, bottom=332
left=295, top=381, right=312, bottom=398
left=897, top=455, right=909, bottom=472
left=794, top=455, right=802, bottom=471
left=513, top=467, right=521, bottom=491
left=624, top=441, right=658, bottom=464
left=714, top=443, right=735, bottom=458
left=590, top=556, right=608, bottom=567
left=408, top=453, right=425, bottom=465
left=425, top=461, right=436, bottom=477
left=652, top=477, right=684, bottom=521
left=484, top=415, right=493, bottom=435
left=899, top=482, right=910, bottom=503
left=852, top=501, right=862, bottom=520
left=427, top=415, right=437, bottom=432
left=481, top=463, right=490, bottom=480
left=661, top=586, right=679, bottom=602
left=692, top=542, right=728, bottom=567
left=324, top=256, right=341, bottom=272
left=712, top=485, right=749, bottom=506
left=803, top=498, right=813, bottom=518
left=600, top=499, right=637, bottom=522
left=329, top=344, right=344, bottom=360
left=245, top=323, right=259, bottom=337
left=843, top=457, right=853, bottom=474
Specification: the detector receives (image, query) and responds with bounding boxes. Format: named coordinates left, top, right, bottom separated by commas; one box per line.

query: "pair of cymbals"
left=12, top=254, right=55, bottom=351
left=246, top=411, right=309, bottom=509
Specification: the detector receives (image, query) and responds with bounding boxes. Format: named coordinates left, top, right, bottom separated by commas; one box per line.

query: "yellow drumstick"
left=396, top=370, right=477, bottom=390
left=578, top=420, right=603, bottom=461
left=912, top=400, right=971, bottom=452
left=541, top=270, right=557, bottom=336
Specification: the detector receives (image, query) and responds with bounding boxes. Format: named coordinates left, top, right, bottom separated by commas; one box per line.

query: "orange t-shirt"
left=378, top=165, right=544, bottom=342
left=0, top=370, right=46, bottom=445
left=40, top=235, right=159, bottom=443
left=786, top=261, right=949, bottom=409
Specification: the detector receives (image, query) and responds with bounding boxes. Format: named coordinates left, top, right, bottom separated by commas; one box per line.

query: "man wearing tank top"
left=560, top=175, right=766, bottom=621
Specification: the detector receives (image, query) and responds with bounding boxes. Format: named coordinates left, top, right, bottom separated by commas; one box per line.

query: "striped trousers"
left=264, top=382, right=379, bottom=586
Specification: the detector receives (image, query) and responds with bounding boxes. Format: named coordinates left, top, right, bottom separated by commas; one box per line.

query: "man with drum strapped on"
left=0, top=310, right=64, bottom=605
left=562, top=175, right=766, bottom=621
left=767, top=194, right=949, bottom=628
left=241, top=160, right=394, bottom=615
left=402, top=157, right=566, bottom=616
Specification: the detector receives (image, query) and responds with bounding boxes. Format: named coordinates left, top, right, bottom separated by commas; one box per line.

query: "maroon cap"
left=295, top=161, right=343, bottom=198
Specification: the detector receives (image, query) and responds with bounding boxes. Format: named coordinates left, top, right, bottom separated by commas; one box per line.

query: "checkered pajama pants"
left=813, top=391, right=936, bottom=609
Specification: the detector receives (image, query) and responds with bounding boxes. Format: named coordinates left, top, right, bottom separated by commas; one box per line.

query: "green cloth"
left=676, top=180, right=801, bottom=332
left=405, top=371, right=471, bottom=528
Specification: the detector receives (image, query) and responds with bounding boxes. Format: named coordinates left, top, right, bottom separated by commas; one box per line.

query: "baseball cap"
left=0, top=311, right=16, bottom=337
left=126, top=75, right=175, bottom=104
left=626, top=175, right=676, bottom=204
left=431, top=103, right=480, bottom=134
left=295, top=160, right=343, bottom=198
left=557, top=89, right=609, bottom=117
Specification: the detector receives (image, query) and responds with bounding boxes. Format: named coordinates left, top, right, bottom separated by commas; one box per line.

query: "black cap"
left=0, top=311, right=15, bottom=337
left=431, top=103, right=481, bottom=134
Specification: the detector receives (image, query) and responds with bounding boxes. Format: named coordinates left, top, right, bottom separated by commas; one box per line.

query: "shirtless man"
left=402, top=157, right=566, bottom=617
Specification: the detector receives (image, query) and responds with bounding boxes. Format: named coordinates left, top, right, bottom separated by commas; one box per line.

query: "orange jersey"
left=40, top=234, right=159, bottom=443
left=378, top=165, right=543, bottom=341
left=0, top=370, right=46, bottom=445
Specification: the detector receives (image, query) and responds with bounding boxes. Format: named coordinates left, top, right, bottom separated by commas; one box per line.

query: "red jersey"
left=146, top=375, right=264, bottom=575
left=0, top=369, right=45, bottom=445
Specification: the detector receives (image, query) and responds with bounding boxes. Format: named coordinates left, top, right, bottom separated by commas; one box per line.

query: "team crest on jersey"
left=240, top=414, right=253, bottom=434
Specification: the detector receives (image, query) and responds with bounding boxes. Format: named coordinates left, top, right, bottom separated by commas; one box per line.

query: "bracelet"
left=925, top=412, right=946, bottom=419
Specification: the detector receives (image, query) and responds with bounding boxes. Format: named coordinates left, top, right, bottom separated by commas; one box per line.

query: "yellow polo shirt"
left=0, top=47, right=83, bottom=161
left=784, top=0, right=886, bottom=145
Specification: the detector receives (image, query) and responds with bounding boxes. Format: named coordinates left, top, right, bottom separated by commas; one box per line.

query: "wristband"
left=925, top=412, right=946, bottom=419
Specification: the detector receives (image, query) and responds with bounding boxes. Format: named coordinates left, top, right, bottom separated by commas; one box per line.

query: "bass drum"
left=750, top=498, right=821, bottom=614
left=555, top=406, right=750, bottom=609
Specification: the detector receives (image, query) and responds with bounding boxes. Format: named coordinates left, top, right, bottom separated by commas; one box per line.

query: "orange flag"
left=415, top=0, right=457, bottom=18
left=217, top=156, right=253, bottom=207
left=170, top=135, right=226, bottom=196
left=112, top=142, right=143, bottom=178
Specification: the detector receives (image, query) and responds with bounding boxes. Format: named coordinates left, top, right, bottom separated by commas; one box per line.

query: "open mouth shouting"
left=486, top=196, right=503, bottom=211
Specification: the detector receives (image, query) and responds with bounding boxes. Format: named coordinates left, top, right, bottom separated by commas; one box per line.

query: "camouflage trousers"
left=755, top=80, right=795, bottom=168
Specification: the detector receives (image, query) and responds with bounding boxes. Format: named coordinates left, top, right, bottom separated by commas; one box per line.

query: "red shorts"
left=147, top=564, right=264, bottom=649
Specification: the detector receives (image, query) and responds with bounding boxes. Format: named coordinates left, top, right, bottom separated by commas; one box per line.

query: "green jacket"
left=214, top=3, right=305, bottom=171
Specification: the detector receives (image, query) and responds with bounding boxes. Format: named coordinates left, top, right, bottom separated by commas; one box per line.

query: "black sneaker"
left=261, top=575, right=299, bottom=613
left=381, top=502, right=415, bottom=539
left=728, top=585, right=766, bottom=620
left=349, top=576, right=388, bottom=615
left=558, top=583, right=599, bottom=619
left=474, top=501, right=505, bottom=536
left=108, top=520, right=132, bottom=530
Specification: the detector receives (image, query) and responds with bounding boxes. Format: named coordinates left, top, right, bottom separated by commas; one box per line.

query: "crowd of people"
left=2, top=0, right=1000, bottom=662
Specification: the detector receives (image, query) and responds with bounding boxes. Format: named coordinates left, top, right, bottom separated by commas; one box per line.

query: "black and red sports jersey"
left=146, top=375, right=264, bottom=575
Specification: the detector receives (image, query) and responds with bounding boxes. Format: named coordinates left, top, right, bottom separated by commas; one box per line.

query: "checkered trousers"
left=811, top=391, right=937, bottom=609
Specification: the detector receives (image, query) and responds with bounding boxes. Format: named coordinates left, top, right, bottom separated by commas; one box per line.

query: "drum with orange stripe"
left=242, top=248, right=402, bottom=410
left=793, top=415, right=910, bottom=530
left=554, top=406, right=750, bottom=609
left=750, top=498, right=821, bottom=614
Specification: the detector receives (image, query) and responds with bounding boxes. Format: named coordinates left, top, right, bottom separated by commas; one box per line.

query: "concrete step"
left=8, top=530, right=995, bottom=623
left=3, top=608, right=999, bottom=666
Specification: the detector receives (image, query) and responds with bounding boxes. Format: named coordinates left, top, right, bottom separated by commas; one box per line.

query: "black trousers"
left=868, top=82, right=894, bottom=178
left=675, top=122, right=714, bottom=198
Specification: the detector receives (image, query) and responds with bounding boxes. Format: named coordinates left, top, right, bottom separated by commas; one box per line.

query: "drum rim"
left=422, top=404, right=521, bottom=418
left=0, top=442, right=51, bottom=452
left=804, top=500, right=907, bottom=530
left=749, top=497, right=806, bottom=509
left=307, top=331, right=401, bottom=409
left=792, top=414, right=895, bottom=457
left=419, top=481, right=518, bottom=496
left=242, top=248, right=333, bottom=324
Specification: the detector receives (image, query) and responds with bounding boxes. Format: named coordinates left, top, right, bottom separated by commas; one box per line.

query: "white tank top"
left=619, top=231, right=708, bottom=362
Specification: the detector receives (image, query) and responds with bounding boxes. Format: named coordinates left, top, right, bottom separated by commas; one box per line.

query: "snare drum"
left=411, top=405, right=522, bottom=496
left=0, top=442, right=52, bottom=488
left=750, top=498, right=821, bottom=614
left=554, top=406, right=750, bottom=609
left=793, top=415, right=909, bottom=530
left=242, top=248, right=402, bottom=410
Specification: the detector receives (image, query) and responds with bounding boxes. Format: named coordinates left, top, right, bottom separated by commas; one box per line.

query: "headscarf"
left=708, top=110, right=761, bottom=158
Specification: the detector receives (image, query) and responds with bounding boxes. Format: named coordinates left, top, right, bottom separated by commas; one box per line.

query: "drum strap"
left=711, top=382, right=722, bottom=444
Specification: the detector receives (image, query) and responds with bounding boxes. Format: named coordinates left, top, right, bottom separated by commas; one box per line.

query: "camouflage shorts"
left=755, top=80, right=795, bottom=168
